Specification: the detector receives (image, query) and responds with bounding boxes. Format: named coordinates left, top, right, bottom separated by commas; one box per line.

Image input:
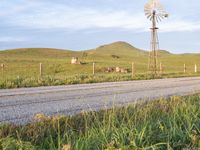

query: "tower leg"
left=148, top=12, right=159, bottom=77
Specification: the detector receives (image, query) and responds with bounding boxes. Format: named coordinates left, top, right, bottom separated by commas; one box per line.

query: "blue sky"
left=0, top=0, right=200, bottom=53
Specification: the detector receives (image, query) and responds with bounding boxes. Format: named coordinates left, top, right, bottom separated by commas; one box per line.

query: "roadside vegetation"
left=1, top=42, right=200, bottom=89
left=1, top=72, right=200, bottom=89
left=0, top=95, right=199, bottom=149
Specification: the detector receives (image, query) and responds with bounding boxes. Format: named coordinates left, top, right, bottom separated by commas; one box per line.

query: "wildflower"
left=191, top=135, right=200, bottom=145
left=62, top=144, right=71, bottom=150
left=33, top=113, right=48, bottom=122
left=159, top=123, right=164, bottom=131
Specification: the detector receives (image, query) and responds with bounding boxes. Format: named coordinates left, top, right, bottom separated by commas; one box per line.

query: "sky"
left=0, top=0, right=200, bottom=53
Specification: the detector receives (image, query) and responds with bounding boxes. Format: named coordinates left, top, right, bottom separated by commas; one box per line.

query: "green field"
left=0, top=41, right=200, bottom=88
left=0, top=95, right=200, bottom=149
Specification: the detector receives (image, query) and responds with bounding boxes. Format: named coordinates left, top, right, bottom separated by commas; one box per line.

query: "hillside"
left=0, top=41, right=173, bottom=61
left=0, top=42, right=148, bottom=62
left=0, top=48, right=80, bottom=60
left=0, top=41, right=200, bottom=78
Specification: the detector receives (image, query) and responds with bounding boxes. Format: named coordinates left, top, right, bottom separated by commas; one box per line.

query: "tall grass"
left=1, top=72, right=200, bottom=89
left=0, top=95, right=200, bottom=149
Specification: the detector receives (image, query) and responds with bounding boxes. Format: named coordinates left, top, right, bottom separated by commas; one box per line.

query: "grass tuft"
left=0, top=95, right=200, bottom=149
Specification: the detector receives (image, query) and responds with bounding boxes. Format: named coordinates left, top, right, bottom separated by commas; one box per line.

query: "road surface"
left=1, top=77, right=200, bottom=124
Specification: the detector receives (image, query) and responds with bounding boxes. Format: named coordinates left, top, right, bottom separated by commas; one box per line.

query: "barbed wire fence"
left=0, top=62, right=199, bottom=81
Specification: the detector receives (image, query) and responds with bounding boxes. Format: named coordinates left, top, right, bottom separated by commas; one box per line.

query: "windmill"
left=144, top=0, right=168, bottom=76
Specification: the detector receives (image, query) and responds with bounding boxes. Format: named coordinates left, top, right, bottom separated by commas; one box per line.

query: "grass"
left=0, top=95, right=200, bottom=149
left=0, top=41, right=200, bottom=89
left=1, top=72, right=200, bottom=89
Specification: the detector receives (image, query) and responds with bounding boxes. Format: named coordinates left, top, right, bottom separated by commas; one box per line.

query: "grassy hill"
left=0, top=41, right=200, bottom=88
left=0, top=48, right=79, bottom=60
left=0, top=41, right=148, bottom=61
left=0, top=41, right=199, bottom=70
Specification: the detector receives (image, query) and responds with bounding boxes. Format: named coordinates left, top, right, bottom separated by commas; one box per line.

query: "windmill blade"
left=145, top=12, right=152, bottom=16
left=145, top=12, right=151, bottom=17
left=157, top=13, right=165, bottom=19
left=157, top=13, right=168, bottom=19
left=156, top=17, right=159, bottom=22
left=144, top=3, right=153, bottom=10
left=144, top=10, right=151, bottom=14
left=150, top=16, right=153, bottom=21
left=144, top=10, right=152, bottom=17
left=156, top=16, right=162, bottom=22
left=144, top=7, right=151, bottom=11
left=144, top=4, right=151, bottom=8
left=144, top=8, right=152, bottom=13
left=157, top=16, right=162, bottom=22
left=144, top=6, right=152, bottom=11
left=159, top=10, right=167, bottom=14
left=147, top=14, right=152, bottom=19
left=144, top=0, right=168, bottom=18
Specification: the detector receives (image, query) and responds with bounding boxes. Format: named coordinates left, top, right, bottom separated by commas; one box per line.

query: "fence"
left=0, top=62, right=199, bottom=80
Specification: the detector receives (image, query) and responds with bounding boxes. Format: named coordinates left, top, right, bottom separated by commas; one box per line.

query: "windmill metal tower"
left=144, top=0, right=168, bottom=76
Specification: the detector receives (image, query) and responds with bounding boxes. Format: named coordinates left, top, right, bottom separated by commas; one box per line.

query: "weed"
left=0, top=95, right=199, bottom=149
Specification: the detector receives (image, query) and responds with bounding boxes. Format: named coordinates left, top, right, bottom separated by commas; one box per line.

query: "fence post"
left=195, top=64, right=197, bottom=73
left=160, top=62, right=163, bottom=75
left=1, top=64, right=4, bottom=74
left=184, top=64, right=186, bottom=73
left=40, top=63, right=43, bottom=77
left=132, top=62, right=135, bottom=78
left=93, top=62, right=95, bottom=75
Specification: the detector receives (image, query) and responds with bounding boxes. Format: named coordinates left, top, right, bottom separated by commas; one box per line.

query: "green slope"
left=0, top=48, right=81, bottom=60
left=0, top=41, right=199, bottom=77
left=0, top=41, right=149, bottom=61
left=0, top=41, right=173, bottom=61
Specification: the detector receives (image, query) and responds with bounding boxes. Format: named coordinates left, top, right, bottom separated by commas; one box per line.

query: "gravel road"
left=1, top=77, right=200, bottom=124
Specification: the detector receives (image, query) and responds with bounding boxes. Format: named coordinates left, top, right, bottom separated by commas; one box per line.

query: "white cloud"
left=0, top=37, right=26, bottom=42
left=0, top=0, right=41, bottom=17
left=160, top=20, right=200, bottom=32
left=8, top=5, right=147, bottom=31
left=6, top=3, right=200, bottom=33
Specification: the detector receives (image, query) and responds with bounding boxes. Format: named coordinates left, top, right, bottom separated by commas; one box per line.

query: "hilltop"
left=87, top=41, right=147, bottom=56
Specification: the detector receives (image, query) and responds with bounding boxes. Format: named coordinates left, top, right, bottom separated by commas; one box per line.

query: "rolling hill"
left=0, top=41, right=200, bottom=79
left=0, top=41, right=175, bottom=61
left=0, top=41, right=146, bottom=59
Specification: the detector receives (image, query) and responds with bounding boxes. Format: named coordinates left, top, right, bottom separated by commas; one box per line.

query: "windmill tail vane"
left=144, top=0, right=168, bottom=76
